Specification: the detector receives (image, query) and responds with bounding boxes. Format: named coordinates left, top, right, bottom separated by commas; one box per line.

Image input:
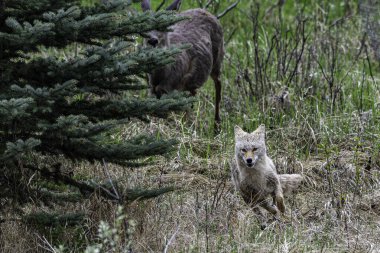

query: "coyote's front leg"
left=261, top=199, right=280, bottom=215
left=253, top=206, right=268, bottom=230
left=269, top=174, right=286, bottom=213
left=274, top=185, right=286, bottom=213
left=275, top=192, right=285, bottom=213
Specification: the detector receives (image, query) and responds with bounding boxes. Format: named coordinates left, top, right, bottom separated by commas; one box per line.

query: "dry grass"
left=1, top=106, right=379, bottom=253
left=117, top=117, right=380, bottom=253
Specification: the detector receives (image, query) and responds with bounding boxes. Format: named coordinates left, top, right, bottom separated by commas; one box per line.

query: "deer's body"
left=142, top=1, right=224, bottom=126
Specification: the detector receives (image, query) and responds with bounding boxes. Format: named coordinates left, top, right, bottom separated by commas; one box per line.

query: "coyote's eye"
left=252, top=147, right=258, bottom=152
left=241, top=148, right=247, bottom=153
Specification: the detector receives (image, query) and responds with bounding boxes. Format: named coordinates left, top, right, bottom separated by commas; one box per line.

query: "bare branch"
left=204, top=0, right=214, bottom=9
left=156, top=0, right=166, bottom=11
left=196, top=0, right=203, bottom=8
left=166, top=0, right=181, bottom=11
left=102, top=158, right=120, bottom=201
left=216, top=0, right=240, bottom=19
left=225, top=27, right=238, bottom=45
left=163, top=225, right=180, bottom=253
left=90, top=180, right=120, bottom=201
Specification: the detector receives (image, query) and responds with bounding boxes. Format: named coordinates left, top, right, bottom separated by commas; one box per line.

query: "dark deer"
left=141, top=0, right=224, bottom=128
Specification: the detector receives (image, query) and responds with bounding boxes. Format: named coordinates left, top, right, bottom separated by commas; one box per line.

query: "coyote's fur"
left=231, top=125, right=302, bottom=227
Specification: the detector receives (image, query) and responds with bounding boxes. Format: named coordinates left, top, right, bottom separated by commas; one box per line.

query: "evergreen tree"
left=0, top=0, right=193, bottom=224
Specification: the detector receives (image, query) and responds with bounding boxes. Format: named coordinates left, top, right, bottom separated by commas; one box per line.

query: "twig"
left=316, top=58, right=331, bottom=86
left=363, top=34, right=375, bottom=83
left=36, top=234, right=57, bottom=253
left=195, top=0, right=203, bottom=8
left=90, top=180, right=119, bottom=201
left=284, top=18, right=308, bottom=87
left=165, top=0, right=181, bottom=11
left=264, top=2, right=277, bottom=18
left=216, top=0, right=240, bottom=19
left=210, top=174, right=227, bottom=213
left=102, top=158, right=120, bottom=201
left=225, top=27, right=238, bottom=45
left=156, top=0, right=166, bottom=11
left=163, top=225, right=180, bottom=253
left=329, top=14, right=354, bottom=28
left=204, top=0, right=214, bottom=9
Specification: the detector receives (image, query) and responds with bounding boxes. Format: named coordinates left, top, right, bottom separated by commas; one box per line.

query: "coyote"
left=231, top=125, right=302, bottom=227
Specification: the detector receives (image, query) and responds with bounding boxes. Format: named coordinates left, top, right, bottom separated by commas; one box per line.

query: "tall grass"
left=122, top=1, right=380, bottom=252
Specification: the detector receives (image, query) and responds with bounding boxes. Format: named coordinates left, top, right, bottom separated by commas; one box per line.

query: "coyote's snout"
left=238, top=148, right=260, bottom=167
left=141, top=0, right=225, bottom=127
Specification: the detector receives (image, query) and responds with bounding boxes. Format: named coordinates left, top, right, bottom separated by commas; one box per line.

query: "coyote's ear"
left=234, top=125, right=246, bottom=139
left=252, top=124, right=265, bottom=140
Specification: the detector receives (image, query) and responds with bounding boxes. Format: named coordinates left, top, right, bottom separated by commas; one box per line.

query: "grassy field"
left=1, top=0, right=380, bottom=252
left=123, top=0, right=380, bottom=252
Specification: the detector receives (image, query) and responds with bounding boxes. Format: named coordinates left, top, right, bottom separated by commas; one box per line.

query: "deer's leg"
left=211, top=73, right=221, bottom=131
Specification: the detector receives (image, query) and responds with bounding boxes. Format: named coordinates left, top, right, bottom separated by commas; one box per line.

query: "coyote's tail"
left=279, top=174, right=303, bottom=195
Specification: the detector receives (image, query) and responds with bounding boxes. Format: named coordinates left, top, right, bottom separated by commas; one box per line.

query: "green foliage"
left=54, top=206, right=135, bottom=253
left=22, top=212, right=85, bottom=227
left=0, top=0, right=193, bottom=226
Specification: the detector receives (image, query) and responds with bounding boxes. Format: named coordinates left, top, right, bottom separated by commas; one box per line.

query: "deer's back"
left=173, top=9, right=223, bottom=45
left=174, top=9, right=224, bottom=67
left=151, top=9, right=224, bottom=94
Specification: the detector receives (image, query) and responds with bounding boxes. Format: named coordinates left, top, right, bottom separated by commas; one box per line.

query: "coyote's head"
left=234, top=125, right=267, bottom=168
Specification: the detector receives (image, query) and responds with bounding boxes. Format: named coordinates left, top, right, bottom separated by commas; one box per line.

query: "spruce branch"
left=22, top=212, right=85, bottom=227
left=1, top=0, right=190, bottom=222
